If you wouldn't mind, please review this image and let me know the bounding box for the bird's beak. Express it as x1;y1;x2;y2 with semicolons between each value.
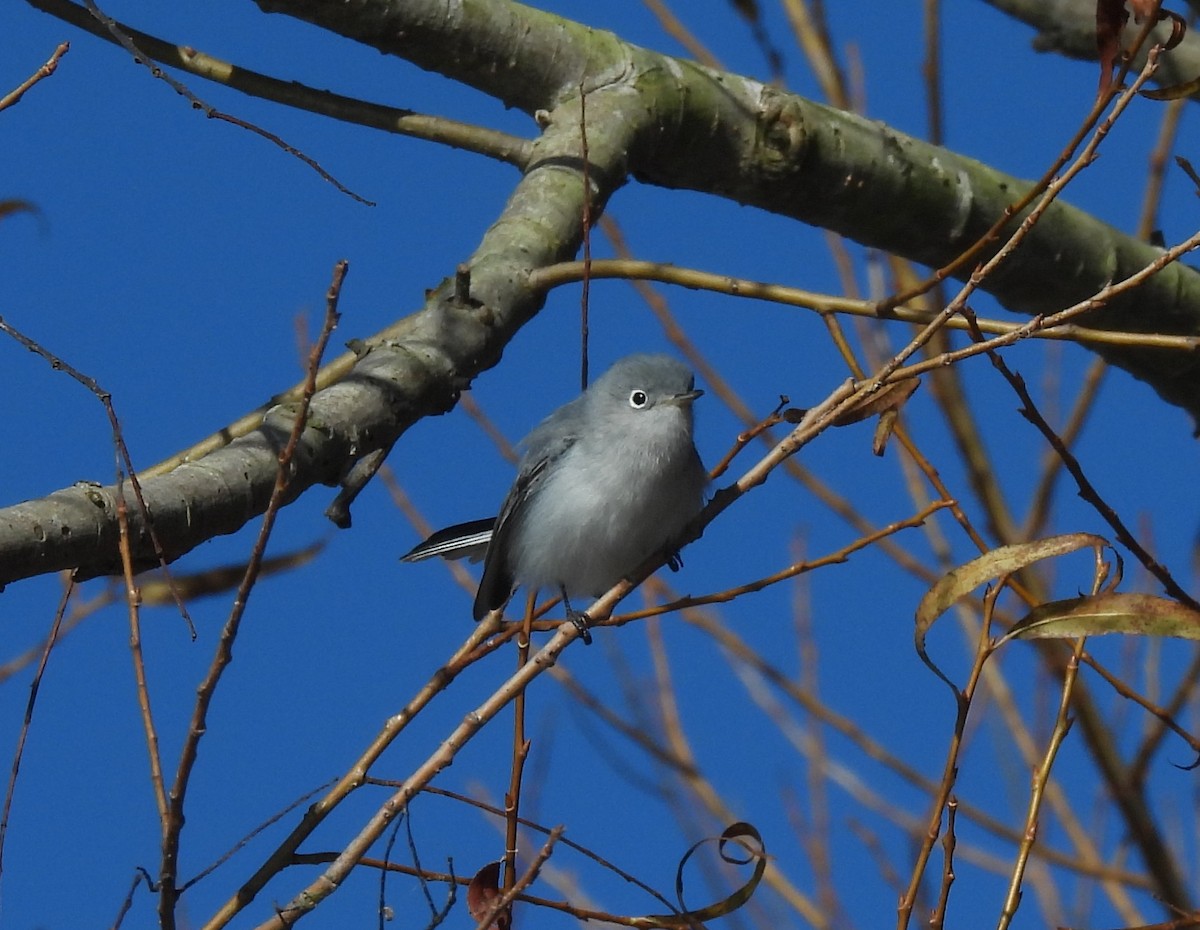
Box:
666;389;703;406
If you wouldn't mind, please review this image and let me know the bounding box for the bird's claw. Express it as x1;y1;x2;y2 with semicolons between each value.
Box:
567;607;593;645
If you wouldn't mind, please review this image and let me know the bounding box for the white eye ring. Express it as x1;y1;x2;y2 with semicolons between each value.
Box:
628;389;649;409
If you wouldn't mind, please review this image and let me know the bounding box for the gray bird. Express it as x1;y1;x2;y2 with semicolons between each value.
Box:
401;353;708;641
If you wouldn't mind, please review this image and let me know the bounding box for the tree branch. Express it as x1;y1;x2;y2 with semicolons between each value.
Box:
263;0;1200;420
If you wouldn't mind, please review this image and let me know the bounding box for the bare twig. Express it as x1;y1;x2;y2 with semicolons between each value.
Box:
931;797;957;930
179;780;338;893
0;579;75;878
578;84;591;388
116;481;169;825
897;584;1000;930
0;314;197;635
502;593;536;898
0;40;69;111
528;259;1200;352
78;0;374;204
161;262;347;929
28;0;530;167
996;642;1085;930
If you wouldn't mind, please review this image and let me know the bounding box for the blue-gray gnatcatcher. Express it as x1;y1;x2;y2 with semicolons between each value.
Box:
401;353;708;641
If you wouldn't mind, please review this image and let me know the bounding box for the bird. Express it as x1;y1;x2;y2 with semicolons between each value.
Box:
401;353;708;642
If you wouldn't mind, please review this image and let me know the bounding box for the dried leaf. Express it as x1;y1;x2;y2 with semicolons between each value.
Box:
834;376;921;454
139;540;325;604
1126;0;1187;45
1003;592;1200;642
1140;70;1200;99
872;408;899;456
833;377;920;428
915;533;1110;689
1159;8;1188;49
1096;0;1130;96
0;199;40;223
1176;155;1200;193
643;821;767;927
466;860;509;930
1100;1;1190;97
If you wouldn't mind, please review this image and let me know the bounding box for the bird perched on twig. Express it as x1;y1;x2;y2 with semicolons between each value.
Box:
402;353;708;642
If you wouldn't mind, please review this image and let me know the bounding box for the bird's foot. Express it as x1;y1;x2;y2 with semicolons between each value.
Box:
560;589;593;645
566;607;593;645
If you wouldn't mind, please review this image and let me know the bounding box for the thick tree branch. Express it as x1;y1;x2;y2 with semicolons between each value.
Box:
263;0;1200;420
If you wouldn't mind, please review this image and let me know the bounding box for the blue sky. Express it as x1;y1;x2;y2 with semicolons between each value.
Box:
3;2;1199;928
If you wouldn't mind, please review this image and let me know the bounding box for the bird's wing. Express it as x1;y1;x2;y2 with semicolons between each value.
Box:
473;429;578;620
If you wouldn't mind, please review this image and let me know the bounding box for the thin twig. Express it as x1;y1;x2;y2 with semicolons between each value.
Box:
29;0;530;167
109;868;156;930
503;593;536;899
179;780;338;893
527;259;1200;352
600;500;951;624
0;579;75;878
578;84;591;389
897;584;999;930
116;481;169;824
161;261;347;929
79;0;373;204
0;314;197;635
996;642;1085;930
0;40;69;111
1021;357;1108;541
931;797;957;930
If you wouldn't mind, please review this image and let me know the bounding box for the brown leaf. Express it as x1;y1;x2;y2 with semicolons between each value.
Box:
1003;592;1200;642
1159;8;1188;49
0;199;41;223
833;378;920;457
644;821;767;927
915;533;1111;689
139;540;325;604
1096;0;1131;96
1140;71;1200;99
1096;2;1191;99
833;377;920;428
1127;2;1188;48
467;860;509;930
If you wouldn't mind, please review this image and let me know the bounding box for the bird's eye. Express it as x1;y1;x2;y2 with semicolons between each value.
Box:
628;389;649;409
